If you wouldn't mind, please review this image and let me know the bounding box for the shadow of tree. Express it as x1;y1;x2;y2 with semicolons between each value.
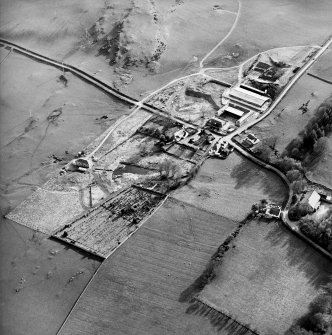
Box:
180;217;331;334
265;220;332;289
185;299;258;335
230;153;287;202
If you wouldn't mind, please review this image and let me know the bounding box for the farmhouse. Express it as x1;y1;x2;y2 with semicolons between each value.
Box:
206;117;223;131
205;117;231;133
301;190;321;211
246;133;260;145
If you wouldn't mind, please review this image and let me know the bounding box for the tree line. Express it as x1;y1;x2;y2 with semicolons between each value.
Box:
299;213;332;252
253;96;332;197
286;278;332;334
283;95;332;166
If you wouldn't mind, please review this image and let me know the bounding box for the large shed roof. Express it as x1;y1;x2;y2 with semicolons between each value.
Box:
229;86;270;107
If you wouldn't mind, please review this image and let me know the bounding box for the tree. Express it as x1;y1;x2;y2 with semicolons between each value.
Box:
308;313;329;333
276;156;302;173
59;74;68;87
159;159;180;179
253;143;272;161
288;203;312;221
286;169;302;182
285;325;314;335
299;214;332;251
291;179;307;194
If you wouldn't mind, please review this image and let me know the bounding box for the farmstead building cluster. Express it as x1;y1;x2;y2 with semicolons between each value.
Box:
219;84;271;126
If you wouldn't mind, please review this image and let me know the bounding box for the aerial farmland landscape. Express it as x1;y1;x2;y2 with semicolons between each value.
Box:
0;1;332;335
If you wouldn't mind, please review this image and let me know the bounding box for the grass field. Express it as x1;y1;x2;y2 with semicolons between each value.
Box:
58;197;238;335
204;0;332;68
0;49;130;214
5;112;154;235
0;218;101;335
250;73;332;155
155;0;237;72
0;0;237;99
307;134;332;188
198;219;332;335
309;47;332;82
173;153;287;221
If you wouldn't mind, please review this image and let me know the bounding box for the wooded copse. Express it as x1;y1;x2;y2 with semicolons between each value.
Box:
253;96;332;195
283;95;332;166
299;214;332;252
286;278;332;334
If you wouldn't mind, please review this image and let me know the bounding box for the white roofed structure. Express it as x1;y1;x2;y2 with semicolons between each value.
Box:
229;86;271;108
224;106;244;117
301;190;321;210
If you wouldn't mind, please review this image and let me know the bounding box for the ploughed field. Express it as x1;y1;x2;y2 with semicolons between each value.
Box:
58;197;238;335
173;152;288;222
53;186;166;258
198;219;332;335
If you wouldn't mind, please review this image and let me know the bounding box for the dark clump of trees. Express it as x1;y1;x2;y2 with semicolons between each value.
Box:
59;74;68;87
138;126;174;145
283;96;332;166
248;80;281;100
253;97;332;197
268;56;290;69
299;214;332;252
286;278;332;335
288;203;313;221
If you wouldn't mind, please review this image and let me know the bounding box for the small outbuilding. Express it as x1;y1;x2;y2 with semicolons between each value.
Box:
265;205;281;219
